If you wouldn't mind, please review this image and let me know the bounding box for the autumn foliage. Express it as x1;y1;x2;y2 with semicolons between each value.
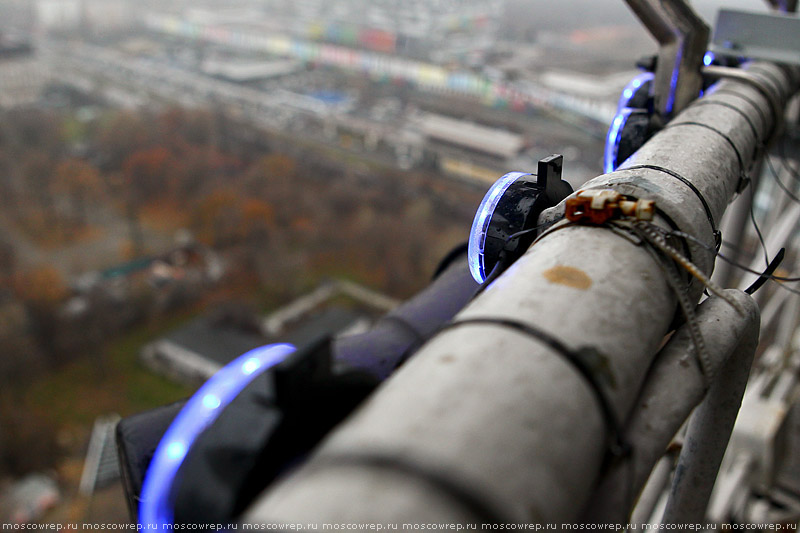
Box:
0;105;480;299
12;265;69;308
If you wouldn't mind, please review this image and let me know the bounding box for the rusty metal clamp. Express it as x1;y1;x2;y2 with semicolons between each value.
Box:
565;189;656;225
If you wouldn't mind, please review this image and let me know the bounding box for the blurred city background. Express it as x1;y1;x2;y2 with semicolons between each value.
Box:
0;0;762;524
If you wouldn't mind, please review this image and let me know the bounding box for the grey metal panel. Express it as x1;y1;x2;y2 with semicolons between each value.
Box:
712;9;800;65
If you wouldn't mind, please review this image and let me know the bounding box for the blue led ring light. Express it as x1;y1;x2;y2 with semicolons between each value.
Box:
617;72;654;111
468;157;573;284
468;171;529;283
605;71;656;174
604;108;635;174
138;343;296;530
604;108;653;174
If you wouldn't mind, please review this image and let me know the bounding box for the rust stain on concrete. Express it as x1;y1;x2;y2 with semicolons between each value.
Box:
542;265;592;290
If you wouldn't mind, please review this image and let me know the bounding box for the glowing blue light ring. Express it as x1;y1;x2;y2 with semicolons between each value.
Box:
138;343;296;530
604;108;635;174
616;72;653;111
467;171;529;283
703;51;715;67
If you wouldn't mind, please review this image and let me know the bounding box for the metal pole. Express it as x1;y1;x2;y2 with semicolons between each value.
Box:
661;315;760;524
581;290;760;524
774;281;800;354
244;63;800;527
630;454;675;527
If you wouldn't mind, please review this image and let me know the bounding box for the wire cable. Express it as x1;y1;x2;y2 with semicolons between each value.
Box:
747;173;771;267
745;248;785;295
766;152;800;205
777;136;800;184
689;100;761;147
710;89;769;139
623;164;720;247
436;317;630;459
613;221;721;386
472;222;554;298
664;121;745;176
666;229;800;295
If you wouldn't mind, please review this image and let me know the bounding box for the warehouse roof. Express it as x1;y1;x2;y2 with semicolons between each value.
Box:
414;112;525;160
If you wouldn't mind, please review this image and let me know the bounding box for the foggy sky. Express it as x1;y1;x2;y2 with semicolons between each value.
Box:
505;0;777;32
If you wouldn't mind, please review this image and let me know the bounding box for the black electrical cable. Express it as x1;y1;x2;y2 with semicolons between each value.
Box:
474;254;511;296
392;304;630;458
777;136;800;184
747;174;771;268
651;207;701;271
721;67;783;138
720;239;743;252
690;100;761;146
710;89;769;139
431;242;469;280
667;228;798;281
664;121;745;176
766;153;800;205
667;229;800;295
767;280;800;297
436;317;629;459
623;164;720;248
472;222;553;298
745;248;785;295
709;68;781;138
393;223;552;368
384;231;637;515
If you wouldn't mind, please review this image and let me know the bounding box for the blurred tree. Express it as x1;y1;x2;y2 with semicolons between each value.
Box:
119;147;175;255
191;189;244;247
13;265;68;309
20;149;56;215
244;154;298;215
261;153;296;179
242;198;275;244
96;111;153;170
0;237;17;287
122;147;172;202
12;266;69;361
158;107;216;148
0;393;60;476
51;158;103;229
0;292;48;387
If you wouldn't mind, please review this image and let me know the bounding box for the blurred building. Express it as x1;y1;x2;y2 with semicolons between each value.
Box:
0;36;46;108
81;0;136;35
141;280;397;385
409;111;528;183
34;0;82;33
35;0;136;35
